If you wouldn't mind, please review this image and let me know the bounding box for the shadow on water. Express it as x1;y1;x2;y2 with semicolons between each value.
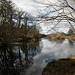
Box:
0;41;40;75
0;44;20;75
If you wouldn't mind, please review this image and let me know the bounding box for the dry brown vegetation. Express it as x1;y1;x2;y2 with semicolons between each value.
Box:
45;32;75;43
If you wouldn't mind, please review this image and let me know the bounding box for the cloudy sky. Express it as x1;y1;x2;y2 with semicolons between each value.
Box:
11;0;46;16
11;0;75;34
11;0;75;15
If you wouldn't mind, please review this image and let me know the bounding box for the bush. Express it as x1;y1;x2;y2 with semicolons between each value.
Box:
68;28;73;35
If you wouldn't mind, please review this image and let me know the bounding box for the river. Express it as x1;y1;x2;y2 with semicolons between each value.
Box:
0;38;75;75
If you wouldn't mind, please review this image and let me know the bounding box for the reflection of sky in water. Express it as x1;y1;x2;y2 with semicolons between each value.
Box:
5;39;75;75
26;38;75;75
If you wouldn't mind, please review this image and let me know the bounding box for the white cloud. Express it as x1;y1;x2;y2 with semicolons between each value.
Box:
11;0;38;16
11;0;58;16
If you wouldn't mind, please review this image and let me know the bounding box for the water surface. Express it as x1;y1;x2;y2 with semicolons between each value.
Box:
0;38;75;75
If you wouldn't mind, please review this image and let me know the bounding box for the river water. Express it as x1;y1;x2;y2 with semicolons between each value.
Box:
0;38;75;75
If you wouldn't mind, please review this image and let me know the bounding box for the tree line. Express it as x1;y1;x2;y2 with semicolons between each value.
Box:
0;0;41;44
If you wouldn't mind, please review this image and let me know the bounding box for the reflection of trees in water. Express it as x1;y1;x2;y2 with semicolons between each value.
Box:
0;45;20;75
27;41;40;56
0;41;40;75
0;44;30;75
68;39;74;47
20;43;33;69
49;38;65;43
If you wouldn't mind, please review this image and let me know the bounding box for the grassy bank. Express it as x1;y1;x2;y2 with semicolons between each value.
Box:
42;58;75;75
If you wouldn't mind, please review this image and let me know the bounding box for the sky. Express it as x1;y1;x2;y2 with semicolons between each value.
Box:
11;0;75;34
11;0;44;16
11;0;75;16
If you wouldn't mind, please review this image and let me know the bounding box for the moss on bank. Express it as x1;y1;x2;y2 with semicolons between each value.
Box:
42;58;75;75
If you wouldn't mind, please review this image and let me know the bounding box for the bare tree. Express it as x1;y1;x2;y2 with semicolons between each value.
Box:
33;0;75;32
17;10;24;28
0;0;16;43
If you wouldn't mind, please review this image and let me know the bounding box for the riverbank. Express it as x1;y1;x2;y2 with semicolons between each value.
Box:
45;32;75;43
17;34;46;42
42;58;75;75
0;34;46;45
